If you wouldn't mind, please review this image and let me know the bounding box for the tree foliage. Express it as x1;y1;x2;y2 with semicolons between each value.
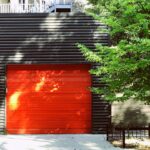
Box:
78;0;150;104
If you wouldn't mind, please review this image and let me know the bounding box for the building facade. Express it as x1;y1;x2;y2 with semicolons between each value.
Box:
0;12;110;134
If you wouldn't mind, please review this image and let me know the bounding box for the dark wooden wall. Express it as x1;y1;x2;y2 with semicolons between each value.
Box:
0;13;110;134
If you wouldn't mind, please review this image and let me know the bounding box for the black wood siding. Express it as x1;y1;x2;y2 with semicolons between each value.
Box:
0;13;110;134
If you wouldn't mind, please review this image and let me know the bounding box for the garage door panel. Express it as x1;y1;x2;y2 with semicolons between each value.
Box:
7;128;91;134
7;111;91;119
7;104;91;110
22;93;91;104
7;93;91;106
7;76;90;83
7;85;91;92
7;64;90;72
8;109;91;114
6;64;92;134
8;112;90;123
7;121;92;129
7;88;90;93
25;101;91;108
7;111;91;117
7;83;91;92
7;74;90;83
27;104;91;110
8;102;91;108
7;110;92;116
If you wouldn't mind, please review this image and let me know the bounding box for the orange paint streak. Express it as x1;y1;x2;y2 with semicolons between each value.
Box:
8;92;21;110
35;77;45;91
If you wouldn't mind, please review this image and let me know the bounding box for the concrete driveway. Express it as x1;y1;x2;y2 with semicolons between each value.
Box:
0;134;127;150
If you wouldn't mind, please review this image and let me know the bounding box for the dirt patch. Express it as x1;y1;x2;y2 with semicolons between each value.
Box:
112;138;150;150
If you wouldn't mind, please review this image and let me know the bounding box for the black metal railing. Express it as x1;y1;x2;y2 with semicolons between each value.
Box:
107;124;150;148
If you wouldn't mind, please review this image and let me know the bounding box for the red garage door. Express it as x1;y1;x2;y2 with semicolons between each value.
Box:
6;65;91;134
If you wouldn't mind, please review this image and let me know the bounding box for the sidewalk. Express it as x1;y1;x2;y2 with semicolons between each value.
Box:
0;134;132;150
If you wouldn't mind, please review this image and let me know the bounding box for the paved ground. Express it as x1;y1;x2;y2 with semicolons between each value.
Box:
0;134;129;150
